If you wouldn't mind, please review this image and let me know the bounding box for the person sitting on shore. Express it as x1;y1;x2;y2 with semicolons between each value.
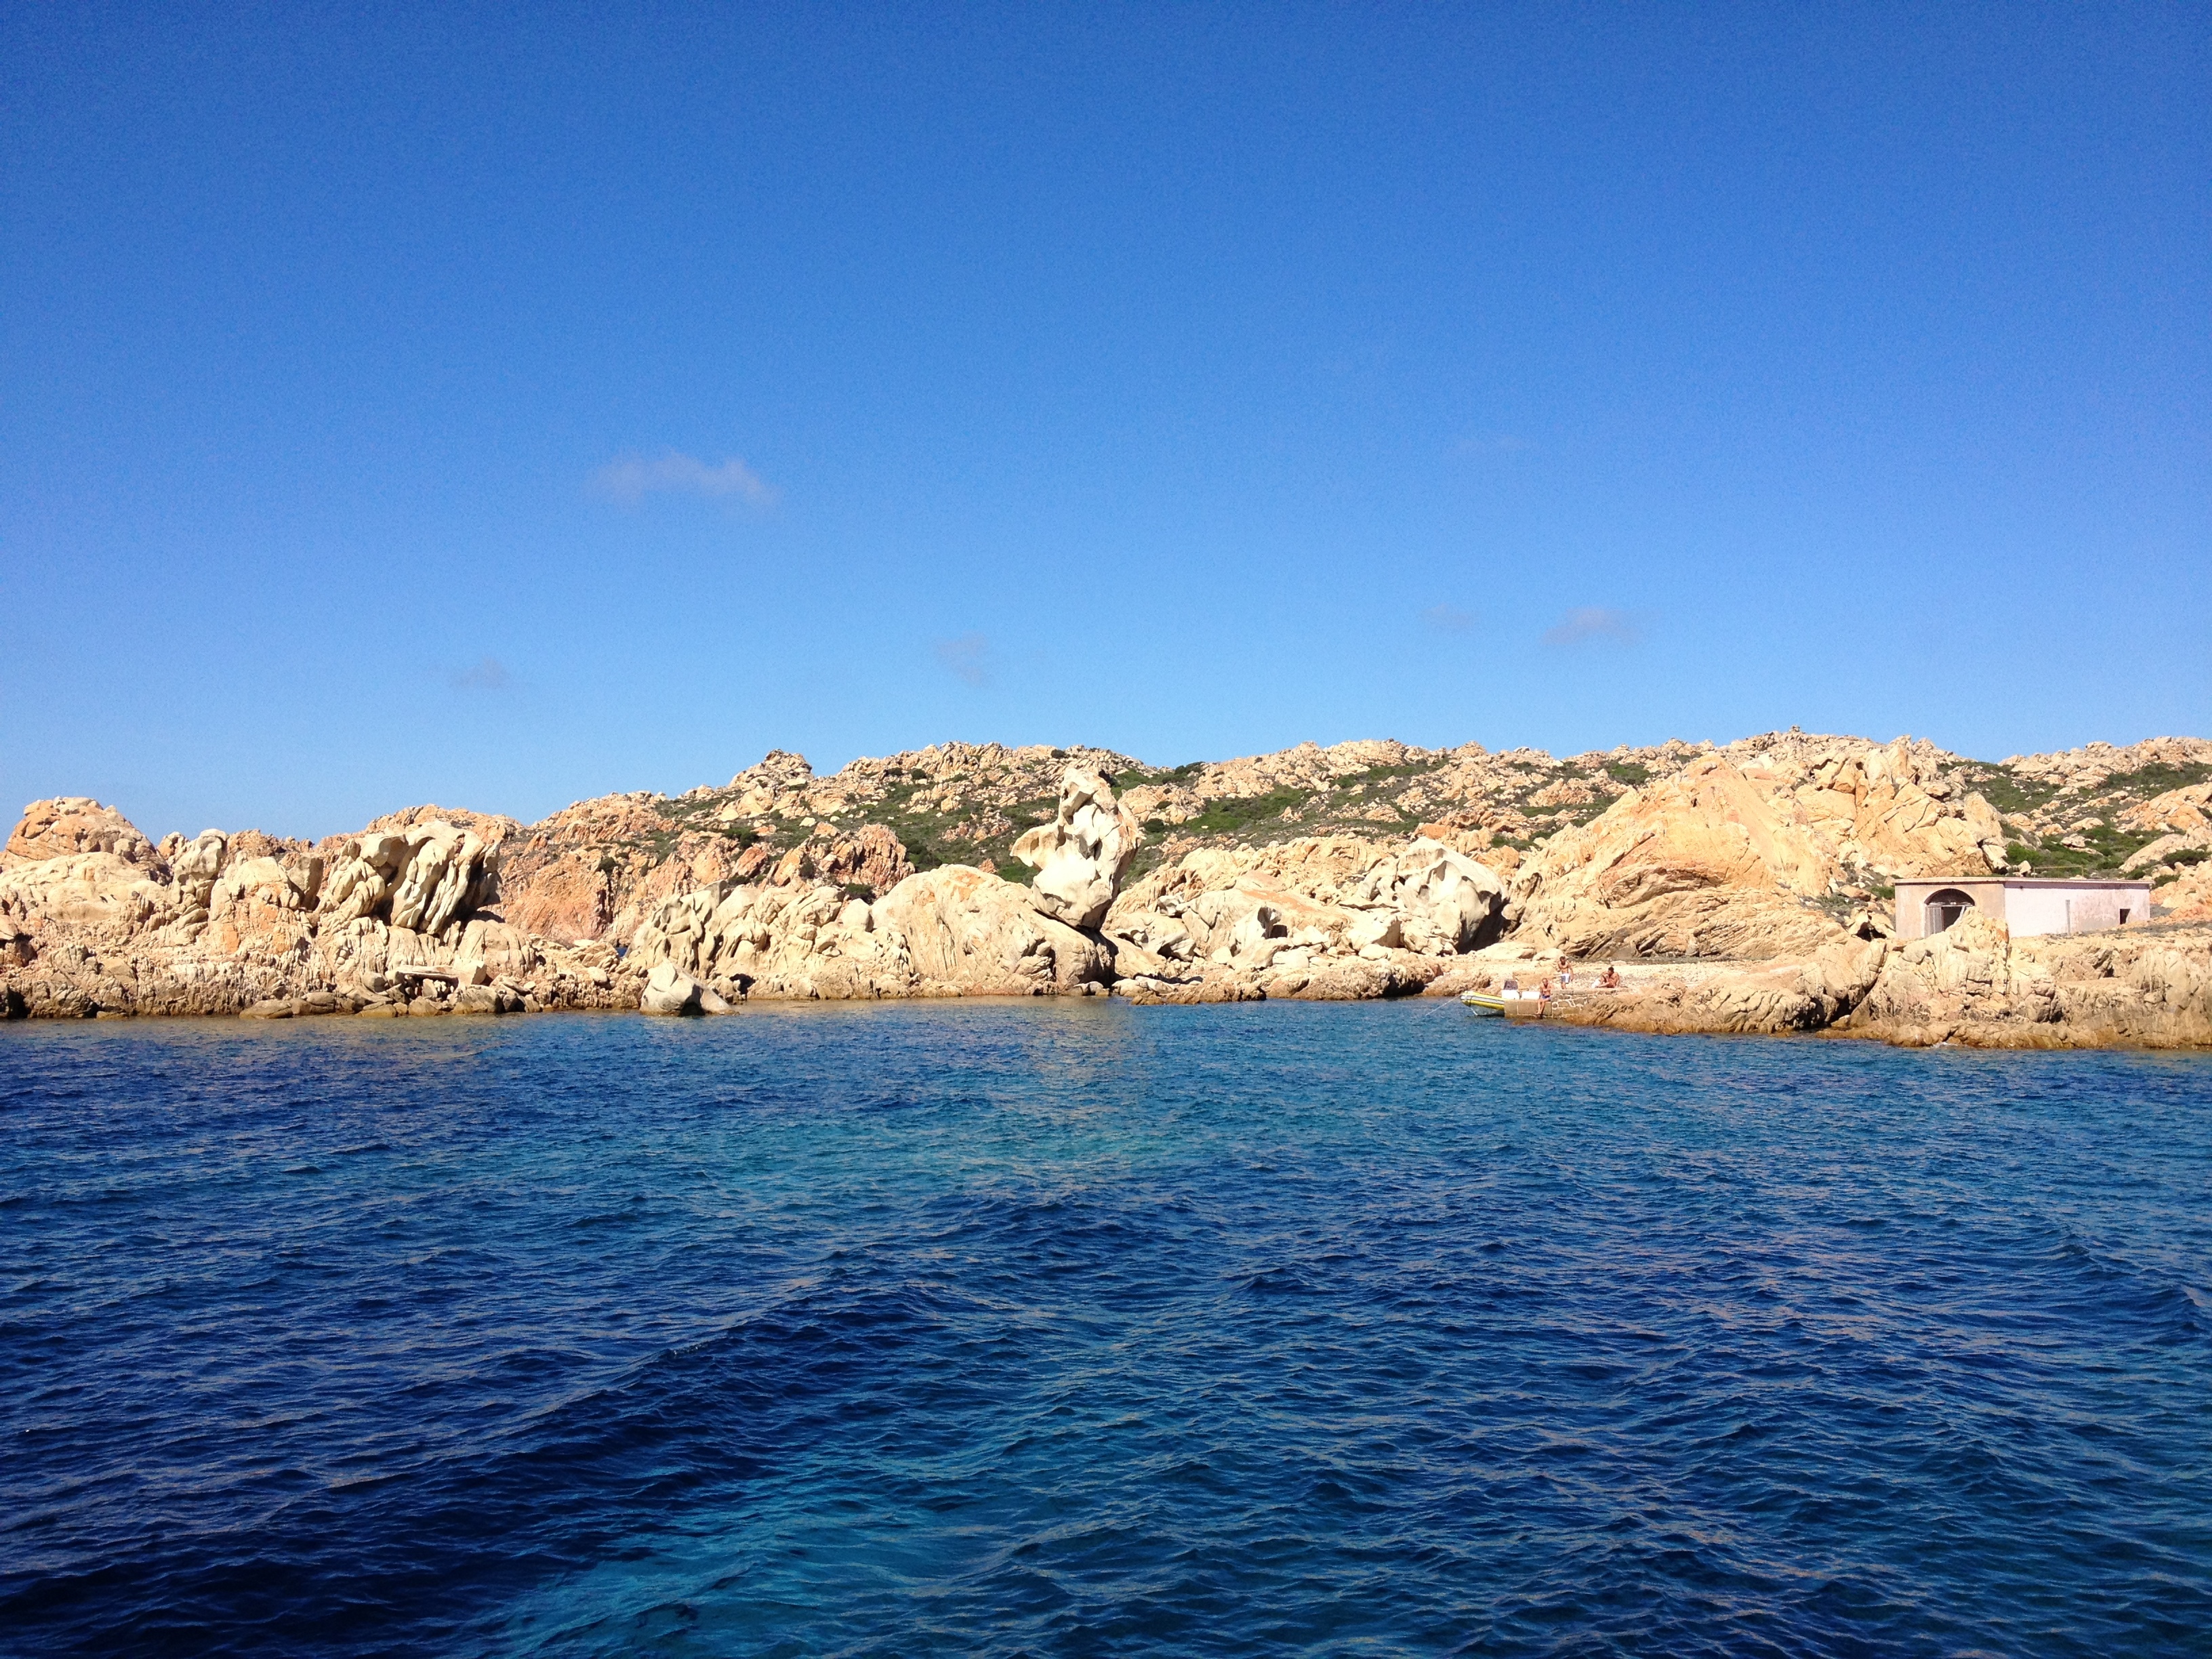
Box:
1538;978;1554;1002
1599;964;1622;989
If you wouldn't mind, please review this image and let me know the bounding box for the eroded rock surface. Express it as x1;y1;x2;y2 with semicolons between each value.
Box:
0;796;617;1019
1521;914;2212;1049
628;876;919;1001
1012;765;1142;929
3;798;162;872
5;729;2208;1047
1511;741;2008;960
880;865;1111;995
1101;832;1505;1002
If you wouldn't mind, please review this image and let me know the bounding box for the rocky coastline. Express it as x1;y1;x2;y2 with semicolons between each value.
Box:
5;729;2209;1048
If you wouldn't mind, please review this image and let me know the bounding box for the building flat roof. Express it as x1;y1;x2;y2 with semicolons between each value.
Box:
1892;875;2150;889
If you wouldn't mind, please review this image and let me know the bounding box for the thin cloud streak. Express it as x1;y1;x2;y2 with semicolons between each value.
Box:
935;634;989;687
448;655;513;691
592;451;778;506
1543;607;1643;648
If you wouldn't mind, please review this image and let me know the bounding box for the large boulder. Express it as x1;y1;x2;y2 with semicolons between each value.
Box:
640;960;731;1015
1347;838;1506;954
1512;740;2014;961
1513;756;1862;960
3;798;163;873
1100;832;1507;999
309;821;498;941
628;877;918;1000
169;831;230;910
385;825;496;937
876;865;1111;994
1012;765;1142;930
0;853;164;943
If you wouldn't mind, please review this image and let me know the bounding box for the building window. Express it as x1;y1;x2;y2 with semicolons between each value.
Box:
1925;888;1975;934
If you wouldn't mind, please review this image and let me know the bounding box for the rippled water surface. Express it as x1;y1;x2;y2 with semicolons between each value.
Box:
4;1003;2210;1656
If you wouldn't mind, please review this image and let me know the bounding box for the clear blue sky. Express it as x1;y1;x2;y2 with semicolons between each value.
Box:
5;4;2207;840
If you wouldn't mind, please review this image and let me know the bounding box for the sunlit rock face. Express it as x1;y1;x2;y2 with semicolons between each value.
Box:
3;726;2206;1046
1012;766;1143;931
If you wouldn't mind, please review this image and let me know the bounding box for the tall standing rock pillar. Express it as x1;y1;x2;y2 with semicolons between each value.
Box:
1012;765;1143;931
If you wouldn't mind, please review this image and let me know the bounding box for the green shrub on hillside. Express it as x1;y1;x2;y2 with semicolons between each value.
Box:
1181;787;1310;838
1117;762;1204;790
2121;762;2212;796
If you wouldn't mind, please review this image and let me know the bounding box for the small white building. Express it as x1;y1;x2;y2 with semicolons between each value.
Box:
1893;876;2153;941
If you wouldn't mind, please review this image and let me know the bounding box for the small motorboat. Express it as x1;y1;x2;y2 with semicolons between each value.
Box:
1462;985;1547;1018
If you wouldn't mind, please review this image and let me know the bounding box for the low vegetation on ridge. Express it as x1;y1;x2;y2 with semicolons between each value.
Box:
501;734;2212;937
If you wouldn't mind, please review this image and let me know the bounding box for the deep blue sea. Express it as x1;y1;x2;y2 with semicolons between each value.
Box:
3;1003;2209;1657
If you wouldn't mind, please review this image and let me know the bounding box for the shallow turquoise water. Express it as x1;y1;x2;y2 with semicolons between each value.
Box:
3;1002;2209;1655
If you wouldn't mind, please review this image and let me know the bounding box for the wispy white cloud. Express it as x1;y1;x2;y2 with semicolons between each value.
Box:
935;633;989;687
592;451;778;507
1543;607;1642;648
449;655;512;691
1423;602;1478;634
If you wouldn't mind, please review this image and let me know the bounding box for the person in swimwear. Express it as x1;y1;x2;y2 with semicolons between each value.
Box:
1598;963;1622;989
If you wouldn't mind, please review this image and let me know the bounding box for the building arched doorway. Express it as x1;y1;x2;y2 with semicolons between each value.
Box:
1924;888;1975;935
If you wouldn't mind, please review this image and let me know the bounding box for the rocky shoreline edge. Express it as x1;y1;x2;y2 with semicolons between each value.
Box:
6;733;2209;1049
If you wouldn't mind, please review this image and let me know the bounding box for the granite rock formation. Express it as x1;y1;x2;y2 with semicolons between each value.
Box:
1012;764;1142;930
1517;912;2212;1049
1100;833;1506;1003
5;729;2209;1046
0;801;622;1020
1511;739;2009;960
2;797;162;870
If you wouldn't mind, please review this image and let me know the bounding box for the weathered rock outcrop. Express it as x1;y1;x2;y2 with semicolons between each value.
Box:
2001;735;2212;794
1012;766;1141;929
879;865;1112;995
5;729;2207;1048
1101;832;1504;1002
1506;934;1892;1037
1511;742;2008;960
764;823;915;897
616;771;1136;1001
628;876;919;1001
2120;783;2212;876
1506;916;2212;1048
1839;915;2212;1048
1509;758;1850;959
315;822;497;940
0;796;623;1019
2154;862;2212;925
496;796;914;949
2;798;163;872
